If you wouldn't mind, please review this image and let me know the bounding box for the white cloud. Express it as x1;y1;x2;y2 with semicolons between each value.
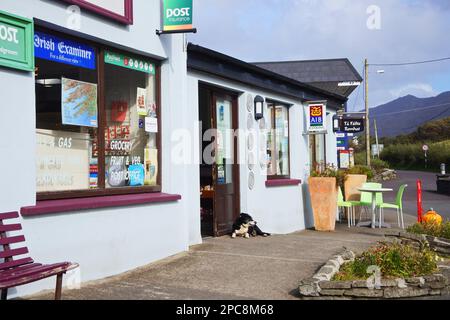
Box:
389;83;437;99
191;0;450;108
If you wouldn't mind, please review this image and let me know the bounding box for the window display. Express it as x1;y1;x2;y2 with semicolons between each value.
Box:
35;29;160;198
104;51;157;188
35;38;98;193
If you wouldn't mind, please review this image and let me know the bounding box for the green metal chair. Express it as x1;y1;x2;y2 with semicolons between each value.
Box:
338;187;355;227
379;184;408;229
347;183;383;222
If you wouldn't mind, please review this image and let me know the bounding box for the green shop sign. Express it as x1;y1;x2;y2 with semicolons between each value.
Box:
163;0;193;31
104;51;155;75
0;10;34;72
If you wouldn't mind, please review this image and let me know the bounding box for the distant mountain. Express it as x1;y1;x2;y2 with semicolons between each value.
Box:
368;91;450;137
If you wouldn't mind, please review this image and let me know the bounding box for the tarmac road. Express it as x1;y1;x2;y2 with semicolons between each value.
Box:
382;170;450;220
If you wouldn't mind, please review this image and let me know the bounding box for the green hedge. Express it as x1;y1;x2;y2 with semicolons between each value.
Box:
381;140;450;170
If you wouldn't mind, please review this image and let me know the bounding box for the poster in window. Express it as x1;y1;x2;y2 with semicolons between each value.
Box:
128;164;145;186
61;78;98;128
145;117;158;133
36;129;90;192
136;87;147;116
111;101;128;123
144;148;158;186
107;156;127;187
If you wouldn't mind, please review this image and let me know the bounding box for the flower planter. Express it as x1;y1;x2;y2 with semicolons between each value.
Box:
344;174;367;220
299;249;449;299
309;177;338;232
344;174;367;202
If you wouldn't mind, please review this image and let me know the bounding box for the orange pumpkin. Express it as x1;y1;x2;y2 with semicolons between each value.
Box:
423;209;443;225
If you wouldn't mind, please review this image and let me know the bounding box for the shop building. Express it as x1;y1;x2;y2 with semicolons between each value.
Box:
1;0;195;298
186;44;348;239
1;1;349;298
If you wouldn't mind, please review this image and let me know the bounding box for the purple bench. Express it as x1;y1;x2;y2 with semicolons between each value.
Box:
0;212;79;300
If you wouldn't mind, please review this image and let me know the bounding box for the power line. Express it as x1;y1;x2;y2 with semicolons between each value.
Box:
370;57;450;67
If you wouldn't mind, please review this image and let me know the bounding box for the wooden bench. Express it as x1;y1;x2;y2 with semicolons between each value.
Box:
0;212;79;300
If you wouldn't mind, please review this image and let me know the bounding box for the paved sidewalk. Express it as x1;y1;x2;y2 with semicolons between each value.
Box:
28;213;416;300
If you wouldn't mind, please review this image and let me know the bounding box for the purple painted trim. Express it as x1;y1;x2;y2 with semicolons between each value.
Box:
21;193;181;217
266;179;302;188
61;0;134;25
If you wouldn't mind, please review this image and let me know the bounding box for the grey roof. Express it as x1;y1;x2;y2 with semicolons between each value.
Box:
254;59;363;97
187;44;348;108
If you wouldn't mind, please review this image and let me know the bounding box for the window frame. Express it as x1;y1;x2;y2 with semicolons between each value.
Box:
309;133;327;171
61;0;134;25
266;101;291;181
35;27;162;201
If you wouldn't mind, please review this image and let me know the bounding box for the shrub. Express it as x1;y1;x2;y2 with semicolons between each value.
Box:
381;140;450;170
407;220;450;240
354;152;367;166
311;163;347;189
347;165;375;181
371;158;390;172
333;242;439;281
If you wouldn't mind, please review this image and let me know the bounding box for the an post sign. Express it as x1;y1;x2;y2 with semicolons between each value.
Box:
0;10;34;72
305;102;327;134
34;31;96;70
104;51;155;74
162;0;194;32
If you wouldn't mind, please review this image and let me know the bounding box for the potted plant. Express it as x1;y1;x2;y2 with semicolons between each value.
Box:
309;163;341;232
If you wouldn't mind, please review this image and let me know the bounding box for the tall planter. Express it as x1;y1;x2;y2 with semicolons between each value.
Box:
344;174;367;201
309;177;338;232
344;174;367;220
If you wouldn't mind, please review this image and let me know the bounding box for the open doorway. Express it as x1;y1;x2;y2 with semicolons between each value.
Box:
198;85;240;238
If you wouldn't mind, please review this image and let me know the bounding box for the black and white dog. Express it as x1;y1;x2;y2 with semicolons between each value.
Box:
231;213;271;239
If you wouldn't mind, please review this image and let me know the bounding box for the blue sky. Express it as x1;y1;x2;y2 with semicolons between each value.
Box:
189;0;450;109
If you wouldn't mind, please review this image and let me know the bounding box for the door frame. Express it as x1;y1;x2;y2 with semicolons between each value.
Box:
199;83;241;237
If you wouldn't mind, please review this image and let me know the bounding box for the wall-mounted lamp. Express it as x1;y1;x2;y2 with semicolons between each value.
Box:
254;95;264;121
332;114;342;133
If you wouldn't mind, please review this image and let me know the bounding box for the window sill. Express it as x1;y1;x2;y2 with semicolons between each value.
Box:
265;179;302;188
21;193;182;217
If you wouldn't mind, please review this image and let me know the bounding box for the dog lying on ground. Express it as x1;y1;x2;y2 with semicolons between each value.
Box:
231;213;271;239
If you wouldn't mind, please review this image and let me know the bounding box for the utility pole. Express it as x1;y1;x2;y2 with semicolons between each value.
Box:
365;58;371;167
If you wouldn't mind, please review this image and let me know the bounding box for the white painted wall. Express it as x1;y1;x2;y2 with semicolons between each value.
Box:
1;0;167;59
0;1;195;298
187;71;310;238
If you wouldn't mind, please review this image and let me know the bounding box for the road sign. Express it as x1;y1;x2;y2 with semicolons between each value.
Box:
422;145;429;152
341;118;365;133
333;114;366;133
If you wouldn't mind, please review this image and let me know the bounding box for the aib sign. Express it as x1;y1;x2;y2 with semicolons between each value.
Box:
306;102;327;133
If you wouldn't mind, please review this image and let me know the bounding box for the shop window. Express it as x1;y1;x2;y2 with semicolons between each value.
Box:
104;52;158;189
266;102;290;179
309;134;326;170
34;30;160;199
